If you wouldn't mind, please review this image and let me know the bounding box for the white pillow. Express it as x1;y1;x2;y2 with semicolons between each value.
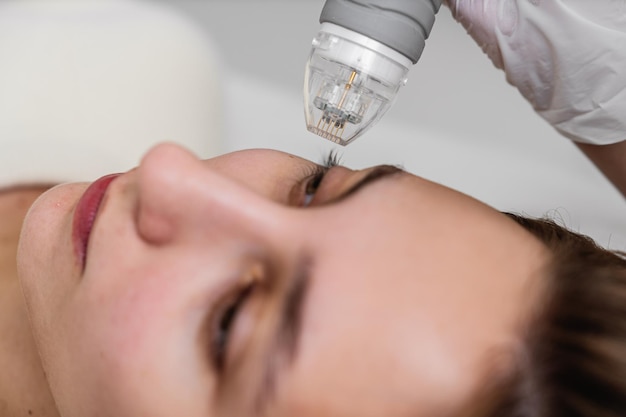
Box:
0;0;224;186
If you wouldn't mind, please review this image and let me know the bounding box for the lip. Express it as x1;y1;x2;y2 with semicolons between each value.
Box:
72;173;121;269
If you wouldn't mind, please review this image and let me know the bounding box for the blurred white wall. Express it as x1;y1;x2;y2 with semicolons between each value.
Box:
121;1;626;249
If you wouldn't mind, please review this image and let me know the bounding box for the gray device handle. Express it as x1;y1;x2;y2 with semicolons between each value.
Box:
320;0;442;64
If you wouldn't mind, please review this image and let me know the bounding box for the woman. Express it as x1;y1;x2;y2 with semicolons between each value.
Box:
2;143;625;417
2;1;625;416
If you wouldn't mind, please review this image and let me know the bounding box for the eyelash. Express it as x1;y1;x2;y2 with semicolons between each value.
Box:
211;282;256;373
303;150;342;205
323;149;342;169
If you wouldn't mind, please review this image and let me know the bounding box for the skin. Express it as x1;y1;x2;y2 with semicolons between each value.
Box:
11;143;547;417
0;187;60;417
577;141;626;199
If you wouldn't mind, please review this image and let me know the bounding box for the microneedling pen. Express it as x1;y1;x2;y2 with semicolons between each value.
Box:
304;0;442;146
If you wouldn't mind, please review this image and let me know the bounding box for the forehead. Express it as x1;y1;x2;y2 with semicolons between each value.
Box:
280;174;546;416
311;171;546;316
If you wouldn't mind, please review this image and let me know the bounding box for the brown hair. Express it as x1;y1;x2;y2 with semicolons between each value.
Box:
473;214;626;417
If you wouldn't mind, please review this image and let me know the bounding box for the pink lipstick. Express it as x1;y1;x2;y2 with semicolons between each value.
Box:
72;173;120;269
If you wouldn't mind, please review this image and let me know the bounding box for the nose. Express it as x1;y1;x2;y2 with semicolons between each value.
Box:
135;143;291;246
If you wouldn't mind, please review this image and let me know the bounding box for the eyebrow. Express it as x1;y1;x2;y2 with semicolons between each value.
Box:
254;258;311;414
330;164;405;204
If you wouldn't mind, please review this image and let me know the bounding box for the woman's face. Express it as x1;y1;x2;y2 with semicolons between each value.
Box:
18;144;546;417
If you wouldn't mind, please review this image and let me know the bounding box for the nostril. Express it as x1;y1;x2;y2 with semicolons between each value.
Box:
135;200;176;245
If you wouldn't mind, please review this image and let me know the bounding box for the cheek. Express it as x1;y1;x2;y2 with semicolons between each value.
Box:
78;252;211;368
43;254;219;416
17;184;85;337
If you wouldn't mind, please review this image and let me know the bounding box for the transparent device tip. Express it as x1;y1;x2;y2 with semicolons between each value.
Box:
304;24;410;146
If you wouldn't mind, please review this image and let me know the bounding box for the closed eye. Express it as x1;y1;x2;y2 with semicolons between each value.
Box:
211;282;256;373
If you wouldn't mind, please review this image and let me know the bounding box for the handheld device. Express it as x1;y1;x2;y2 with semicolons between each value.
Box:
304;0;442;146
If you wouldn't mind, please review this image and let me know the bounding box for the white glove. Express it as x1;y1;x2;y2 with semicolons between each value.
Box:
445;0;626;145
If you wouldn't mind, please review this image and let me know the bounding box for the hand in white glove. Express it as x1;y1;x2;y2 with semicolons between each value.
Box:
444;0;626;146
